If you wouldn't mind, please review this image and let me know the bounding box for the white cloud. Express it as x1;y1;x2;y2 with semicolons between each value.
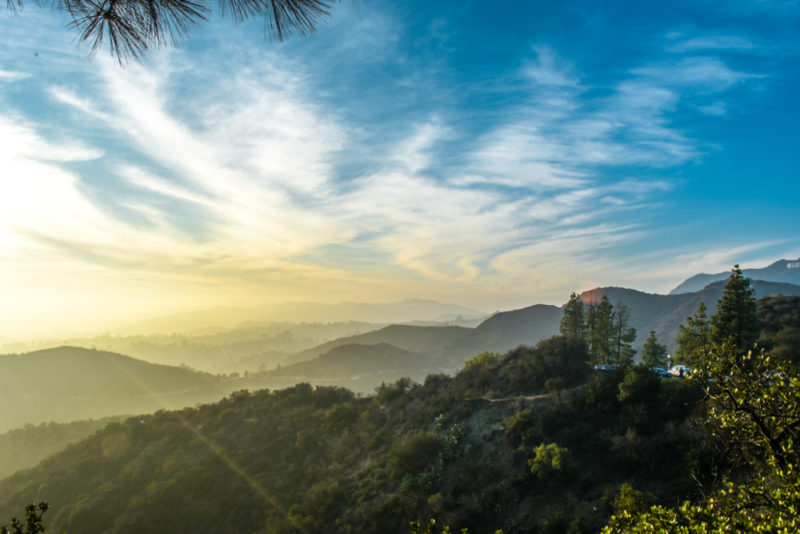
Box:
633;57;761;93
698;101;728;116
0;115;102;162
667;35;757;53
523;45;579;87
0;69;29;82
0;20;776;335
390;122;448;174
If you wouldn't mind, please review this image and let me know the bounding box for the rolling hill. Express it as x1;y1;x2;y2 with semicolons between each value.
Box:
287;324;472;364
259;343;435;393
437;304;564;366
0;347;239;432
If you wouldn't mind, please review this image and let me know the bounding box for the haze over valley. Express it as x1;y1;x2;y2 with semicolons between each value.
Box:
1;0;799;531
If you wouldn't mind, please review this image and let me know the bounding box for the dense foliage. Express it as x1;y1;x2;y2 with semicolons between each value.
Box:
757;295;800;364
0;418;122;480
640;331;667;368
563;295;636;366
1;502;48;534
0;336;704;533
605;266;800;532
4;267;797;532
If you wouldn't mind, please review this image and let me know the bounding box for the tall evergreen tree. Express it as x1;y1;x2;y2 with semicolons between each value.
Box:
560;293;586;339
590;296;615;364
612;303;636;366
710;265;759;352
585;301;597;361
641;331;667;368
675;302;711;366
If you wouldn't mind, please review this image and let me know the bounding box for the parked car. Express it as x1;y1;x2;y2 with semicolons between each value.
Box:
669;365;692;378
592;364;617;373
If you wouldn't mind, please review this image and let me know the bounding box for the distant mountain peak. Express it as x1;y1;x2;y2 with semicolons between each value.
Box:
670;258;800;295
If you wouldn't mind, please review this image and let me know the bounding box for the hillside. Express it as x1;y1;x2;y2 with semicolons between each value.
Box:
581;279;800;354
0;418;122;480
439;304;563;365
261;306;563;392
670;258;800;294
0;338;706;534
287;325;472;365
257;343;435;393
0;347;239;432
2;322;385;374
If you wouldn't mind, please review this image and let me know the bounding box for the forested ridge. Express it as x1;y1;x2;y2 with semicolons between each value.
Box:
2;267;800;533
0;338;704;533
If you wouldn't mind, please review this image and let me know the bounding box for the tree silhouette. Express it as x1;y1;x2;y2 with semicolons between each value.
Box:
640;331;666;368
711;265;759;352
675;302;711;366
1;502;48;534
559;292;586;339
4;0;337;61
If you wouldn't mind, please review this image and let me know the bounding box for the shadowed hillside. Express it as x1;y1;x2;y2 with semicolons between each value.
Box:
439;304;563;365
263;342;434;392
287;325;472;365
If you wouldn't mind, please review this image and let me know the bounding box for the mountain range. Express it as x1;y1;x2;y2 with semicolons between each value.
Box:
4;259;800;429
670;258;800;294
256;265;800;390
114;298;486;336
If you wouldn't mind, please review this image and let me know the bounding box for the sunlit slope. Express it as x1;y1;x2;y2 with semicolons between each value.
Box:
0;417;122;479
0;347;234;432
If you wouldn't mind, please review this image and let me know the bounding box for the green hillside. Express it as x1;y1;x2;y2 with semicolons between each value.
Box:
0;418;122;480
0;337;706;534
0;347;237;432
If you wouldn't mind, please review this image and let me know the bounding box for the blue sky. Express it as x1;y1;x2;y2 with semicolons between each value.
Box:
0;0;798;337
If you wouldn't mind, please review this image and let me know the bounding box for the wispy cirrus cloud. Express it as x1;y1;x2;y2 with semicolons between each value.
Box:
4;41;760;291
666;35;757;53
0;0;790;341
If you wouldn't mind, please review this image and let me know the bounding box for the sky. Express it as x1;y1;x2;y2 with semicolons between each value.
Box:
1;0;799;339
